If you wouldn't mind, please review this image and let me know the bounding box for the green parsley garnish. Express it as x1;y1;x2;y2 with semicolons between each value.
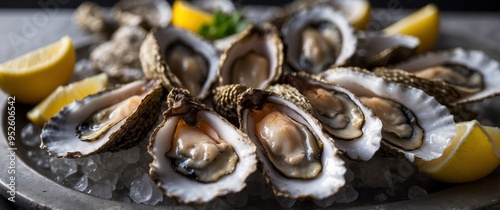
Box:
198;10;250;40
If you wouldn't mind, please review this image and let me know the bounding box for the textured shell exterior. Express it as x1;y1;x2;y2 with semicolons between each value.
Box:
266;83;314;113
148;89;257;203
285;72;383;161
212;84;249;120
140;26;220;100
40;79;165;158
218;23;284;89
281;5;357;73
112;0;172;29
237;88;346;199
393;48;500;105
319;67;456;162
352;32;419;69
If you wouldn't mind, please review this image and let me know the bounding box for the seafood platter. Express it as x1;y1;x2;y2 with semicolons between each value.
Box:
1;0;500;209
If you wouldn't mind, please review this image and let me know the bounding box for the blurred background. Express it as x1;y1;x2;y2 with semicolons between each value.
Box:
0;0;499;11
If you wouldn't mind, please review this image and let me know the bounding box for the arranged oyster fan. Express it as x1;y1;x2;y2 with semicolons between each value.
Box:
218;23;284;90
281;5;357;74
319;67;456;162
391;48;500;105
40;79;165;158
283;72;383;161
237;88;346;199
148;88;257;203
140;26;219;100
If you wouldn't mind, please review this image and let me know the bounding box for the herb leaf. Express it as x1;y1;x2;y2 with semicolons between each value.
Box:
199;10;249;40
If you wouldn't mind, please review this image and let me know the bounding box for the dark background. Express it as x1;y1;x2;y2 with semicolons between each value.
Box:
0;0;499;11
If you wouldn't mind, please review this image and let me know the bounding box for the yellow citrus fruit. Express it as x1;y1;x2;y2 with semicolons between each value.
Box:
382;3;439;54
171;0;214;33
27;73;108;127
417;120;500;183
333;0;371;30
0;36;76;104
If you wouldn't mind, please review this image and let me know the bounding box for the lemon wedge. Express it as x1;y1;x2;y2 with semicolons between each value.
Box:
0;36;76;104
417;120;500;183
27;73;108;127
382;3;439;54
171;0;213;33
333;0;371;30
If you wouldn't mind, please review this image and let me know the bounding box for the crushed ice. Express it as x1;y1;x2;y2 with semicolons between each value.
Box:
21;121;431;208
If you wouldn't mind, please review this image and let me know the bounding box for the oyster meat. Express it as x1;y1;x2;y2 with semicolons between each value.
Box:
218;23;283;89
319;67;456;161
284;72;383;161
281;5;357;74
238;88;346;199
40;79;165;158
148;88;257;203
140;26;219;100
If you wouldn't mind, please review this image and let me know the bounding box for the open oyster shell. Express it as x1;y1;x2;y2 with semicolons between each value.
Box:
237;88;346;199
148;88;257;203
319;67;456;162
392;48;500;105
140;26;219;100
351;31;420;69
281;5;357;74
283;72;383;161
218;23;284;90
40;79;165;158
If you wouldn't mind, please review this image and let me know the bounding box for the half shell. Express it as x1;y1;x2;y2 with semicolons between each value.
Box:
392;48;500;105
140;26;219;100
237;88;346;199
148;88;257;203
351;31;419;69
281;5;357;74
40;79;165;158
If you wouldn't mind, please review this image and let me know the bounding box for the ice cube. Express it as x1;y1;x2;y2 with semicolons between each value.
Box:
130;174;153;203
50;157;77;178
20;123;41;147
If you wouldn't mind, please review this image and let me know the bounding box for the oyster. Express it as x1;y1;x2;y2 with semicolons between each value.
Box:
373;68;478;122
281;5;357;74
319;67;456;161
351;32;419;69
392;48;500;105
148;88;257;203
112;0;172;30
140;26;219;100
90;25;148;83
283;72;383;161
218;23;284;89
40;79;165;158
237;88;346;199
73;1;117;40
